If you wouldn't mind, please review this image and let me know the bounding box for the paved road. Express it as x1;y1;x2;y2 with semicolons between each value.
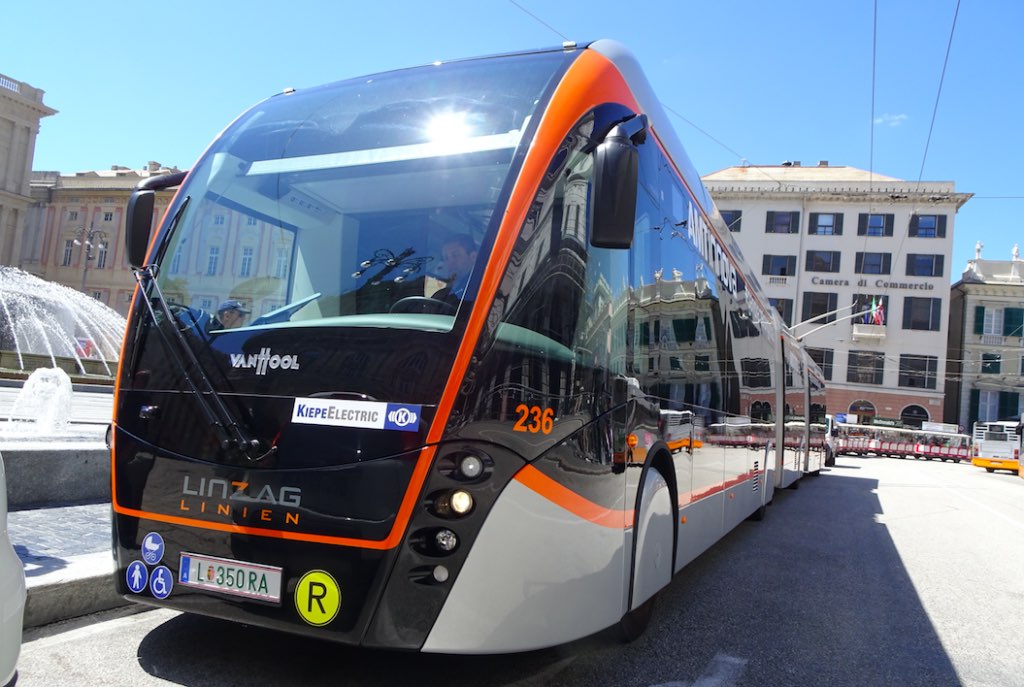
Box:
14;456;1024;687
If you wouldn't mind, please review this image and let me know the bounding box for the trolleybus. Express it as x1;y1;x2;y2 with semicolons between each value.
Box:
112;40;823;653
971;420;1022;474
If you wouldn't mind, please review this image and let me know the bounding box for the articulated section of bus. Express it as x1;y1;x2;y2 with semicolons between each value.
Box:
112;40;815;653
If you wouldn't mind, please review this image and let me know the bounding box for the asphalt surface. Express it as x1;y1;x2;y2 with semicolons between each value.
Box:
10;456;1024;687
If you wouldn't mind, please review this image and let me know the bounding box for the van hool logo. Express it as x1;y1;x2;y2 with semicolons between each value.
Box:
230;348;300;375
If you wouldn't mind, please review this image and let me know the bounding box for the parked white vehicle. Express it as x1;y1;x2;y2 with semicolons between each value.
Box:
0;451;25;686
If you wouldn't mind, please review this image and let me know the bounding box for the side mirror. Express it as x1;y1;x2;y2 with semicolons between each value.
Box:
125;189;155;268
591;114;647;249
125;171;188;269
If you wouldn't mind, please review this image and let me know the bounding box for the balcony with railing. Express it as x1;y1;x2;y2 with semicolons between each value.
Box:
852;323;887;342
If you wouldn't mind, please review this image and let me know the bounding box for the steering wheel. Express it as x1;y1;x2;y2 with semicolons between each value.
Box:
389;296;457;315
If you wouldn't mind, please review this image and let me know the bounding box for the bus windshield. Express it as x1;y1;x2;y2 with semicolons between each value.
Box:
154;51;566;333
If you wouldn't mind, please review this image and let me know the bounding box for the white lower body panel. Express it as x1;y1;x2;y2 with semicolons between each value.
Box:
422;477;626;654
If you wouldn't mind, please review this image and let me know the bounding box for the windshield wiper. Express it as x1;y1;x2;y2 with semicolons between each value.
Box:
130;199;274;462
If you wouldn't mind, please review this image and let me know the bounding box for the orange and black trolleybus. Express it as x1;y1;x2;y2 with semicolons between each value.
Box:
113;40;823;653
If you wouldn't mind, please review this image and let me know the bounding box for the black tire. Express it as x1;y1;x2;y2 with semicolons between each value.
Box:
747;503;767;522
617;594;656;643
985;468;995;473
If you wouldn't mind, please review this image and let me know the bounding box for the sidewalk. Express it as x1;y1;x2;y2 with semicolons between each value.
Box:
8;502;130;628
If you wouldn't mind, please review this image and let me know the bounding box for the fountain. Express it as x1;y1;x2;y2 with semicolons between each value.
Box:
0;266;126;377
0;267;123;507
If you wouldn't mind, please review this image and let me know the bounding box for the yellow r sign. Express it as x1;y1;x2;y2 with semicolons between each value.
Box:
294;570;341;626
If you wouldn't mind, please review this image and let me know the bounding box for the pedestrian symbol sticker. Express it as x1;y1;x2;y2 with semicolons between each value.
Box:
141;532;165;565
126;560;148;594
294;570;341;627
150;565;174;599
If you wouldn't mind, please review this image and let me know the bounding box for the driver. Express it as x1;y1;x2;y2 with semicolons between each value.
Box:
432;234;478;301
215;300;250;329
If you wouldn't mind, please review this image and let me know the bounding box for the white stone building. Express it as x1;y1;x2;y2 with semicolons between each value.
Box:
946;243;1024;429
703;162;971;427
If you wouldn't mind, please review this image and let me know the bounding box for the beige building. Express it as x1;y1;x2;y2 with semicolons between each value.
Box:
29;163;180;315
703;162;971;427
0;72;56;271
946;244;1024;430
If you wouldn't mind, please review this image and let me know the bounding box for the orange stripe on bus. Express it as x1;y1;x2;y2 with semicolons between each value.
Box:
514;464;631;529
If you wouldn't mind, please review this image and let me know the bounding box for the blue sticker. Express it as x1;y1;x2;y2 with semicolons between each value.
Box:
126;560;148;594
384;404;421;431
141;532;165;565
150;565;174;599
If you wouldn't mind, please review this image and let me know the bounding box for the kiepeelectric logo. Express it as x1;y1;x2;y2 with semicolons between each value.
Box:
387;406;418;428
292;398;422;432
230;348;300;376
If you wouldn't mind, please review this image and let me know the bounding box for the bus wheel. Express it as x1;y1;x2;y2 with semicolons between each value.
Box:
617;595;656;643
985;468;995;473
618;465;673;643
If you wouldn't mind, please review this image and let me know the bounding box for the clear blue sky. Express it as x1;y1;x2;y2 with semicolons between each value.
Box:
5;0;1021;277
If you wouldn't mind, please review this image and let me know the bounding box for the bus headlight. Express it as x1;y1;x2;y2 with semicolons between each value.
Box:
433;489;475;517
435;529;458;552
449;489;474;515
458;454;484;480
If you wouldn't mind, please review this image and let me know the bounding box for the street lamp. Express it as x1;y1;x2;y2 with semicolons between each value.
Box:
73;225;109;293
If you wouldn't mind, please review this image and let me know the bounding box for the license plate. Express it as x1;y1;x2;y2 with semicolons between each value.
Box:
179;553;282;603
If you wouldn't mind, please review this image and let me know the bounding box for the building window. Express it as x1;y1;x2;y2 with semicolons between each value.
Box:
847;351;885;385
974;306;1024;336
807;347;834;380
801;291;837;325
274;249;288;278
808;213;843;235
96;243;108;269
762;254;796;276
854;252;891;274
170;249;184;274
1020;356;1024;376
695;354;710;372
769;298;793;326
246;216;258;226
91;291;104;301
721;210;742;232
981;353;1001;374
899;355;938;389
239;247;254;278
983;308;1003;336
909;214;947;238
206;246;221;276
751;401;772;422
852;294;888;326
977;390;999;421
902;297;942;331
741;358;773;388
670;357;683;370
901;405;929;428
765;211;799;234
857;213;894;237
68;210;79;222
906;254;944;277
805;250;841;272
62;240;74;266
103;212;114;222
213;214;226;226
849;399;876;418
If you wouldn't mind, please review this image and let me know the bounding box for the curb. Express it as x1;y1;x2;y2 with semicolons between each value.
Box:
23;552;130;628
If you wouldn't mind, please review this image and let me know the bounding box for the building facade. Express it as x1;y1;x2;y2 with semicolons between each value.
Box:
28;163;180;315
0;72;55;271
945;243;1024;430
703;162;971;427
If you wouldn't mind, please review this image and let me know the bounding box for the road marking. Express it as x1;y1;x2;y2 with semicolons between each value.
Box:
939;483;1024;532
650;653;748;687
